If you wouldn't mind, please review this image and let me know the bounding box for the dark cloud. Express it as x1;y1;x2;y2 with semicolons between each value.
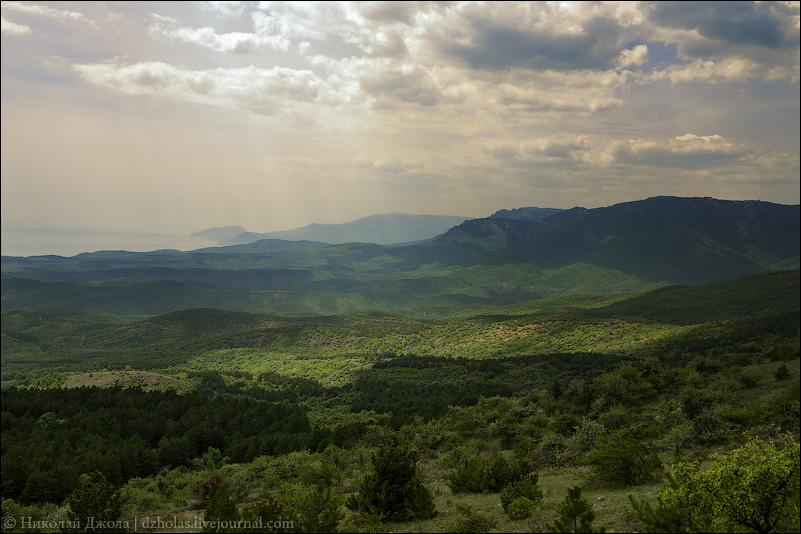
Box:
359;1;416;25
431;10;627;71
647;1;796;49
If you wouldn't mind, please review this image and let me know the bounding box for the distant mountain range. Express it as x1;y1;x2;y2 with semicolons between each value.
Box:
194;213;473;246
2;196;798;316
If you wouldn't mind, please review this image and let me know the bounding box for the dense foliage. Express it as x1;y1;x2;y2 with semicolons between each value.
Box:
0;269;798;532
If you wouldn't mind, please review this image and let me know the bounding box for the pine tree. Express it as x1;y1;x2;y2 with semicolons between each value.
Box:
547;486;604;533
346;433;436;522
65;471;124;533
203;487;239;533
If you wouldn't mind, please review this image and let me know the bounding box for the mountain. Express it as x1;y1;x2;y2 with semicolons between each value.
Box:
489;206;564;221
2;197;797;316
190;226;246;242
215;213;472;245
462;197;799;284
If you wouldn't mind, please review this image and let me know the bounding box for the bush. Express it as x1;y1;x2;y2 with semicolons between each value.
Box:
775;364;791;381
447;453;530;494
346;434;435;522
202;487;238;533
65;471;123;533
448;503;498;533
507;497;536;520
500;473;543;515
660;434;800;534
238;496;300;533
736;368;765;388
587;432;662;487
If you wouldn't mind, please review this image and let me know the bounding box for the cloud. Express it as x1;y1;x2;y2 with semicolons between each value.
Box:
646;1;797;50
339;155;424;174
495;69;631;113
372;158;424;174
646;56;799;84
73;61;323;115
642;1;800;82
483;135;592;166
602;133;750;169
360;65;442;107
0;1;96;27
617;44;649;68
197;1;253;18
1;15;30;35
425;2;636;71
149;14;290;53
358;1;417;25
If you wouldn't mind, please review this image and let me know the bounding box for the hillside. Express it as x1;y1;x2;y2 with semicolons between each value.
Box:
2;246;799;534
3;269;798;373
2;196;798;316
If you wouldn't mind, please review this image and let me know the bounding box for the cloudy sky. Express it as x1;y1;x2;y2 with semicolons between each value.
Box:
1;1;799;255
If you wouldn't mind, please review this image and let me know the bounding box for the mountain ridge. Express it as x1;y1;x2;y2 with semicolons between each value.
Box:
207;213;474;246
2;196;798;316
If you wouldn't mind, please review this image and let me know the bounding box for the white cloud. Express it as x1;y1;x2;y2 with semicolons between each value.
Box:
646;57;800;84
601;133;752;169
149;14;290;53
1;15;29;35
494;69;631;113
73;61;324;115
0;1;96;26
617;44;649;68
197;1;252;18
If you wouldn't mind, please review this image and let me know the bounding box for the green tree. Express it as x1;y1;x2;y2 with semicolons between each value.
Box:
507;497;537;520
500;473;543;516
774;364;791;381
660;434;800;533
65;471;124;533
295;462;344;533
587;432;662;487
628;473;691;533
547;486;604;533
346;433;436;522
203;487;239;533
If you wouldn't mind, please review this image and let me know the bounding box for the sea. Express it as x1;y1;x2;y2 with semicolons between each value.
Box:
1;226;215;258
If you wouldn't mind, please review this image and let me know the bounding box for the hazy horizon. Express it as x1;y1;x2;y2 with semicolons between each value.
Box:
2;1;799;255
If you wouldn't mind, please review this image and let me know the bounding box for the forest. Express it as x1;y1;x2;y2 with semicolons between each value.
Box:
1;269;799;532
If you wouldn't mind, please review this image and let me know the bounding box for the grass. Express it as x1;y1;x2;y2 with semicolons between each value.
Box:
345;453;670;533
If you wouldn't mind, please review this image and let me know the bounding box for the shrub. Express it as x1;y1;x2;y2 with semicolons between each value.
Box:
736;368;765;388
202;487;238;533
587;432;662;487
775;364;791;381
547;486;604;533
500;473;543;515
507;497;536;520
660;434;800;534
448;503;498;533
346;434;435;522
65;471;123;533
447;453;530;494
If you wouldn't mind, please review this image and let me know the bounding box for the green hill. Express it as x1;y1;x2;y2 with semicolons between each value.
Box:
2;197;797;316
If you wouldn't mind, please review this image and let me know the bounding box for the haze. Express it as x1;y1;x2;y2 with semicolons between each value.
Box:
2;1;799;256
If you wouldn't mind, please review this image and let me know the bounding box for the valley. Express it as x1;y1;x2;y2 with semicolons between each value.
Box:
1;196;799;533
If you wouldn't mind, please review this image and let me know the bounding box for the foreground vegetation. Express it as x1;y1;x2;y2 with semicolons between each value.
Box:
1;271;799;532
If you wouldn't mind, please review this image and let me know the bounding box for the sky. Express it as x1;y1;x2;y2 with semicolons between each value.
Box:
1;1;800;256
